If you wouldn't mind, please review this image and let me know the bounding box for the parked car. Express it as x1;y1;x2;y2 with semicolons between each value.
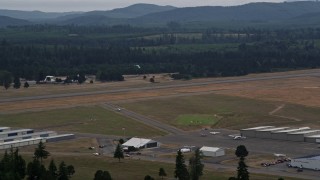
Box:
200;133;207;137
297;168;303;172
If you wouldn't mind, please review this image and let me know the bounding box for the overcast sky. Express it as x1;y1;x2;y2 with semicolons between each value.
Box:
1;0;285;12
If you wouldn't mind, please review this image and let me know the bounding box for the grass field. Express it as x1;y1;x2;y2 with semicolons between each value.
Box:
176;114;219;126
121;93;320;130
0;106;166;137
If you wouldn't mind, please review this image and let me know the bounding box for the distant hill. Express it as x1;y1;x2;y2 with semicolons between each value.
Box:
133;1;320;25
0;9;82;21
0;16;31;27
2;2;320;27
59;15;126;26
84;3;176;18
56;3;176;24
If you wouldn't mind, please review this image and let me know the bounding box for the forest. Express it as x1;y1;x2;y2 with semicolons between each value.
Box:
1;25;320;84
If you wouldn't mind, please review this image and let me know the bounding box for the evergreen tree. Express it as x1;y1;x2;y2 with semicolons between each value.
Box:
235;145;249;158
77;73;86;84
94;170;112;180
113;144;124;162
24;81;30;88
0;148;26;180
144;175;154;180
189;148;204;180
27;159;45;180
4;80;10;90
0;70;12;90
34;141;50;164
158;167;167;180
57;161;74;180
13;76;21;89
47;159;57;178
13;148;26;179
175;150;189;180
235;145;249;180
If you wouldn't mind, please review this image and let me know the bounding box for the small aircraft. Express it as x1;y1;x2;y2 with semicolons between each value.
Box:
209;131;220;135
233;136;246;140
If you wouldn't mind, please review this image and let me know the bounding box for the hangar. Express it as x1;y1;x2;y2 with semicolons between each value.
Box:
271;127;310;140
0;137;45;150
0;127;10;132
200;146;225;157
291;155;320;170
0;131;57;143
240;126;274;137
255;127;289;139
287;130;320;142
0;126;75;149
305;135;320;143
0;129;34;138
122;138;159;149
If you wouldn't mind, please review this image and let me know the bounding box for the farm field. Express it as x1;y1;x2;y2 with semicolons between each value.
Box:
0;106;166;137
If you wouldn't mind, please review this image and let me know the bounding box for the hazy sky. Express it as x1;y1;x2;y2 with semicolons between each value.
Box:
1;0;285;12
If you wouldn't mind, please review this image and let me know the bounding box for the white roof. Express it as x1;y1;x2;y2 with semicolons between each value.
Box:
200;146;222;152
0;131;56;140
0;137;44;145
44;134;74;139
257;127;289;132
241;126;274;131
0;127;10;130
306;134;320;138
273;127;310;133
122;138;154;148
0;129;33;135
289;130;320;135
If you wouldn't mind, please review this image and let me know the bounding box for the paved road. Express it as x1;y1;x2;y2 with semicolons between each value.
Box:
1;71;319;103
102;103;184;135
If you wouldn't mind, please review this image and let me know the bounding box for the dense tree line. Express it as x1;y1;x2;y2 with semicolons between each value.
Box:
1;26;320;85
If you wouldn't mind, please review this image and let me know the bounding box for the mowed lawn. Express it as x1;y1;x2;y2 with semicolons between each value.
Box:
0;106;166;137
121;93;320;130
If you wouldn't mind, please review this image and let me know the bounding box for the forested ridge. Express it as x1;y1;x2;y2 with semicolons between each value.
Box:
1;25;320;83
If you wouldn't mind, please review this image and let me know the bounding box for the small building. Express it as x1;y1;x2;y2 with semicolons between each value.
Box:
122;138;159;149
255;127;289;139
287;130;320;142
0;129;34;138
200;146;225;157
0;131;57;143
240;126;274;138
305;135;320;143
0;137;45;150
271;127;310;140
0;127;10;132
291;155;320;170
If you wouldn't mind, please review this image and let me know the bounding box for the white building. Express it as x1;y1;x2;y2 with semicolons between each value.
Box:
200;146;225;157
122;138;159;149
291;155;320;170
240;126;274;137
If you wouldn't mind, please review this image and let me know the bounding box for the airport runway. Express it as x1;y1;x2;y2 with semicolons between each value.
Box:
1;71;320;103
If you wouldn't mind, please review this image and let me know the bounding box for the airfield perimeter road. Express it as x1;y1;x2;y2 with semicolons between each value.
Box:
1;70;320;103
